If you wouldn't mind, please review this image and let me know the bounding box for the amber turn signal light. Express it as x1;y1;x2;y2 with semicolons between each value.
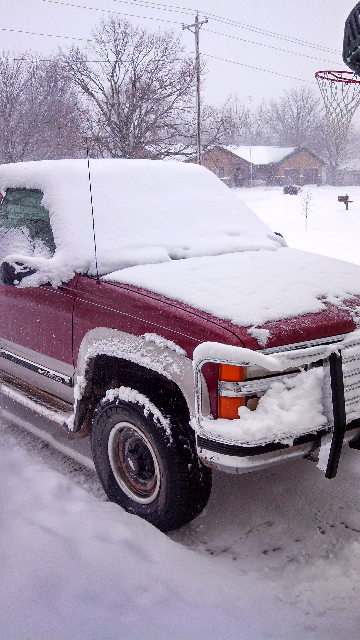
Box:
218;364;245;382
218;364;245;419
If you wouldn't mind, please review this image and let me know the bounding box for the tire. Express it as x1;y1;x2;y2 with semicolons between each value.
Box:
91;390;212;532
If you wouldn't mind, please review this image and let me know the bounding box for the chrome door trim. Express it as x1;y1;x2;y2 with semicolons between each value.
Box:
0;349;73;386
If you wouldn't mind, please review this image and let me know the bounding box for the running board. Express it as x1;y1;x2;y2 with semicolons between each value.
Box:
0;370;73;426
0;372;95;471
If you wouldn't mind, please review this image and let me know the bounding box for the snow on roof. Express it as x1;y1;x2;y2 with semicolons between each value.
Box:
224;146;298;165
0;159;282;286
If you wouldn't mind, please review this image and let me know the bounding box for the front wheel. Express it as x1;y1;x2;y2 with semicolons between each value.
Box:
91;390;212;532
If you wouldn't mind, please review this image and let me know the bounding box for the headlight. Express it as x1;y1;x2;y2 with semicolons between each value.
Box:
217;363;302;419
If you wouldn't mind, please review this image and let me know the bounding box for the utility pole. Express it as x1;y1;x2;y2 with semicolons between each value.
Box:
182;13;208;165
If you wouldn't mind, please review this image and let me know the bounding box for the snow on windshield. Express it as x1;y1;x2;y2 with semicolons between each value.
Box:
0;226;52;263
0;159;282;286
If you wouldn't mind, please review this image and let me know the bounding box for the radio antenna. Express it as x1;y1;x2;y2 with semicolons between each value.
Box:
86;140;100;284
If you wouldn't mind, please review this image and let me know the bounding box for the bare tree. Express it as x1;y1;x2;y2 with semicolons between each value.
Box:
146;103;229;159
318;122;360;185
214;95;251;146
26;58;86;160
0;54;85;163
62;18;197;159
263;86;323;148
0;56;31;163
36;59;85;159
214;95;271;147
301;187;313;229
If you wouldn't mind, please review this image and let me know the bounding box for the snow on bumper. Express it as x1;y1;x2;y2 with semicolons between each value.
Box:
193;332;360;474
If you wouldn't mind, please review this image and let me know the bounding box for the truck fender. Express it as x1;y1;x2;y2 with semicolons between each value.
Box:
69;327;210;433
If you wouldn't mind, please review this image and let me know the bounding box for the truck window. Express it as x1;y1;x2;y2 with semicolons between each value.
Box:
0;188;56;259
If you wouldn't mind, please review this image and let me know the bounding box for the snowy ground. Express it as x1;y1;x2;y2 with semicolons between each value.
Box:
2;184;360;639
236;184;360;266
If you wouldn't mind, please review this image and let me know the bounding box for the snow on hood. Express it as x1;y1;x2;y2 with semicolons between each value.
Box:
0;159;282;286
104;248;360;327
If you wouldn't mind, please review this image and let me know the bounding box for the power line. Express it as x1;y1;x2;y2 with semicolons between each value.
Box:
109;0;194;18
41;0;340;55
200;13;339;55
101;0;341;55
203;29;340;66
0;28;336;80
2;56;187;62
41;0;185;24
1;2;339;86
202;53;317;85
0;26;336;81
0;54;326;80
1;22;339;67
0;26;91;42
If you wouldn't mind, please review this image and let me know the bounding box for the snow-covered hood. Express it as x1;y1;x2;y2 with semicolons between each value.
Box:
104;248;360;334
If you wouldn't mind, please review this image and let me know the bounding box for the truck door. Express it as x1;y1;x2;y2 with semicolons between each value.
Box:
0;188;76;402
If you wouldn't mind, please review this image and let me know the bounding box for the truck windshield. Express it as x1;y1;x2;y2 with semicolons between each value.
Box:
0;188;56;260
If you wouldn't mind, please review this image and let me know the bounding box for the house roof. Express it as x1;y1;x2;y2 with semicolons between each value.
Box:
223;146;298;165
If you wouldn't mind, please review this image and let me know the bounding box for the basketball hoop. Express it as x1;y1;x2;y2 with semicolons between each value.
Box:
315;70;360;142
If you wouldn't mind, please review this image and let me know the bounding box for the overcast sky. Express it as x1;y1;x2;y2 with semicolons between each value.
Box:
0;0;356;108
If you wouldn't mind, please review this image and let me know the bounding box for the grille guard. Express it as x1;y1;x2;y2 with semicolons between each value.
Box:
193;331;360;478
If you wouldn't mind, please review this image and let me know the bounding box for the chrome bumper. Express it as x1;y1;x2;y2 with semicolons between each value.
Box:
193;331;360;477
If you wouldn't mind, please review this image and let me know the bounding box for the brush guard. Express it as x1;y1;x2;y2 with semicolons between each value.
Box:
193;335;360;478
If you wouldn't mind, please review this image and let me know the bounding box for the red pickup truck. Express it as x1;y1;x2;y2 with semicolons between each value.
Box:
1;158;360;532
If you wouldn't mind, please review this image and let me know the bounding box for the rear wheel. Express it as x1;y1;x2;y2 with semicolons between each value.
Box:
91;391;212;532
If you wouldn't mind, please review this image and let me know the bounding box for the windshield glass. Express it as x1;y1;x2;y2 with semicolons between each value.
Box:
0;188;55;262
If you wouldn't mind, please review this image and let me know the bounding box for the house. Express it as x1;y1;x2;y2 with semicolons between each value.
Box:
198;145;325;187
336;158;360;186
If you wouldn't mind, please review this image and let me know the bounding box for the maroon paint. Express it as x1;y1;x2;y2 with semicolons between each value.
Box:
1;272;358;418
72;277;243;416
72;277;359;417
238;305;356;351
0;276;78;364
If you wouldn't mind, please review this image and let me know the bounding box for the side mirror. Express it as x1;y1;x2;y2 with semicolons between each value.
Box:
0;260;37;285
